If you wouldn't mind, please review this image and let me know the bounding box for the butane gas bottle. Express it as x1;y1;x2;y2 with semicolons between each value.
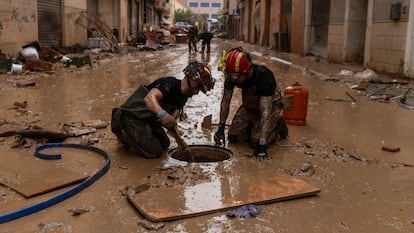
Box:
283;80;308;125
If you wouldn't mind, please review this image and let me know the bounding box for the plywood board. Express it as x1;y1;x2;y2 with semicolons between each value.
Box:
0;150;88;198
128;173;320;222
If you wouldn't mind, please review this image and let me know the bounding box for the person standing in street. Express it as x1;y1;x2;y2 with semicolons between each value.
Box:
199;18;213;53
214;47;288;159
198;31;213;53
187;25;199;53
111;61;215;158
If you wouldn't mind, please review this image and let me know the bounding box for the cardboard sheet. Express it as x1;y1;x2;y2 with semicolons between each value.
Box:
0;150;88;198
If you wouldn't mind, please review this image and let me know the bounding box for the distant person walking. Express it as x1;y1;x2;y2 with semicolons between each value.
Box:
199;31;213;53
187;25;199;53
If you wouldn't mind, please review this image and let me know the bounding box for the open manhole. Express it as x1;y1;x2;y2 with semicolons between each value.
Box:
169;145;232;162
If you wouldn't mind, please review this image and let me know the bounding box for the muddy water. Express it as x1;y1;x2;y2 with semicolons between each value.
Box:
0;41;413;233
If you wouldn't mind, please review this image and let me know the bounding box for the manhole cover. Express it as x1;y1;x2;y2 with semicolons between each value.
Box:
169;145;232;162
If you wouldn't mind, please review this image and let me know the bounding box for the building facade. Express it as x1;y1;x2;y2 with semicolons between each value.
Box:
187;0;222;19
228;0;414;78
0;0;170;55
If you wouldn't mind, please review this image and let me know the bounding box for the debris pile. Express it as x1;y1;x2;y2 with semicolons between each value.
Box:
0;41;95;76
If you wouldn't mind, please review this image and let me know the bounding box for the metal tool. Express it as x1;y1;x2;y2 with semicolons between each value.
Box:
168;127;195;162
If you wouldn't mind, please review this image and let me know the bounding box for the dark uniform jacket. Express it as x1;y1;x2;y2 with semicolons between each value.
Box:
224;64;279;111
120;77;188;119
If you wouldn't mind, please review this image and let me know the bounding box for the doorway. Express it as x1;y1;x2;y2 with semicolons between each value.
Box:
310;0;330;57
344;0;368;63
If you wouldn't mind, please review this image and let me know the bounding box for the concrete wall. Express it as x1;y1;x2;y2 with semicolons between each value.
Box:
99;0;116;36
405;0;414;77
365;0;409;74
327;0;344;61
344;0;367;63
244;0;254;43
63;0;87;46
327;24;345;62
119;0;128;42
367;21;407;74
0;0;38;56
291;0;304;54
269;0;281;47
327;0;366;64
240;0;253;42
258;0;269;46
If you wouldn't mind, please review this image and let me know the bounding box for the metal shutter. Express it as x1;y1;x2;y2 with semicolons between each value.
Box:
87;0;99;15
37;0;62;47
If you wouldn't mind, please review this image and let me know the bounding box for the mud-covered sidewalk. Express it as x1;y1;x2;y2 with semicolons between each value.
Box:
0;39;413;233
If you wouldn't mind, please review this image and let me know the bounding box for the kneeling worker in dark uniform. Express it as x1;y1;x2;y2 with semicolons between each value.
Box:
111;61;215;158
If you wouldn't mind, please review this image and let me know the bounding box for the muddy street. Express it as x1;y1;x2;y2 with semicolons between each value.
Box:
0;39;413;233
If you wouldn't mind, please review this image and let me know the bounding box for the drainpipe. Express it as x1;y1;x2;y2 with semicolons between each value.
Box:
404;1;414;77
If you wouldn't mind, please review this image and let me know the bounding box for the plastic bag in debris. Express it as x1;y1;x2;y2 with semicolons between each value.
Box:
227;204;262;218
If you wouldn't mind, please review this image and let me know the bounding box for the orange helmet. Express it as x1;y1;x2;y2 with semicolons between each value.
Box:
224;47;252;75
183;61;215;93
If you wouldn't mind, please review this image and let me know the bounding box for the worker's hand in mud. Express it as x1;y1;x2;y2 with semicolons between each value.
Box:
159;113;177;130
253;143;269;160
214;123;226;146
177;141;195;162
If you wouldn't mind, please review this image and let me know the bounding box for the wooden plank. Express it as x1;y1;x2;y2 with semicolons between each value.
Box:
128;173;320;222
0;150;88;198
25;58;53;72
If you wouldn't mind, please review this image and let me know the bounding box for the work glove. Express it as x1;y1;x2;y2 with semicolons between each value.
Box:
175;137;189;152
253;143;269;159
178;141;195;162
159;113;177;130
214;123;226;146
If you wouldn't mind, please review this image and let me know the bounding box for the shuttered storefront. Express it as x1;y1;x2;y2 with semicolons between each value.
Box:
87;0;98;15
87;0;99;38
37;0;62;47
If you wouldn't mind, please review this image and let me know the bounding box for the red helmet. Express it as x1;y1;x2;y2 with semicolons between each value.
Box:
183;61;215;93
224;47;252;75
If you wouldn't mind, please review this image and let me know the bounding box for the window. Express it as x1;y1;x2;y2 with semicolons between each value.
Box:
201;14;209;18
200;2;209;7
211;3;221;8
189;2;198;7
211;14;218;19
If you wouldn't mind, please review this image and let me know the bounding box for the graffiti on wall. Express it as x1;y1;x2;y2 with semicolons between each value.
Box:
0;5;37;35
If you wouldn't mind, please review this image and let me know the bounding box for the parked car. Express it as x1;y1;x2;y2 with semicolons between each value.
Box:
174;22;192;29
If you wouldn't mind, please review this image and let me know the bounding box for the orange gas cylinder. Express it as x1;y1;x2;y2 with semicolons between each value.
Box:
283;80;308;125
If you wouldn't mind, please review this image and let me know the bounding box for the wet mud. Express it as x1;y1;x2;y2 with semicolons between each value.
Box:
0;40;413;233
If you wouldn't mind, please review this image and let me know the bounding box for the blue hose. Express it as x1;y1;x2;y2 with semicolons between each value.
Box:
0;143;111;224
